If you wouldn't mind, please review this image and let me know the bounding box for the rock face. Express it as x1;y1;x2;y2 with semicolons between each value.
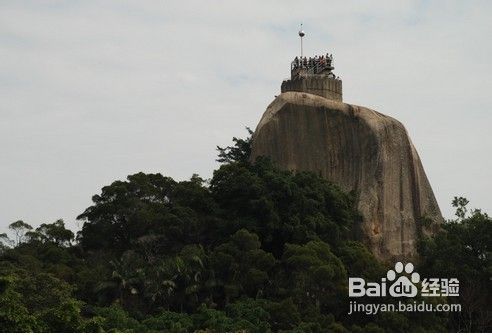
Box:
251;91;443;261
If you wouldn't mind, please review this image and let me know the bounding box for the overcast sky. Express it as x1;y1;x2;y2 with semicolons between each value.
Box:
1;0;491;234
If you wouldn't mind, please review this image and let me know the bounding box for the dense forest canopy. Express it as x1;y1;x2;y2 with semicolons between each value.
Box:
0;133;490;332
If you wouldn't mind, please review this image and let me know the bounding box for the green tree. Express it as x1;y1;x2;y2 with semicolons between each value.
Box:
210;229;275;305
90;304;141;332
419;198;492;332
8;220;32;246
34;219;74;246
0;233;13;252
337;240;385;281
225;298;271;332
282;241;347;314
210;158;358;256
216;127;253;164
0;276;41;332
263;298;301;331
452;196;470;219
14;271;83;331
77;173;217;255
141;310;194;332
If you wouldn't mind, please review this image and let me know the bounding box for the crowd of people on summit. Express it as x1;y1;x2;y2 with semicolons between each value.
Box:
291;53;333;75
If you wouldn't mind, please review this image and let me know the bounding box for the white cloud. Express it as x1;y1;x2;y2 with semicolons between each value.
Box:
0;0;491;232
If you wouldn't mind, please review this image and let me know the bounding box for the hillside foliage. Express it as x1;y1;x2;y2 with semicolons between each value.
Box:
0;133;490;332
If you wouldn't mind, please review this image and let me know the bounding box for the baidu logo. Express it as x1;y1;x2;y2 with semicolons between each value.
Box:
348;262;459;298
386;262;420;297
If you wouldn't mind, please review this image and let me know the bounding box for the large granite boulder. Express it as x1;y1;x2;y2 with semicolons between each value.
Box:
251;91;443;261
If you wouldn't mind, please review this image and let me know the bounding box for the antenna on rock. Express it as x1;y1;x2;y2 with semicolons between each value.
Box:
298;23;305;58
